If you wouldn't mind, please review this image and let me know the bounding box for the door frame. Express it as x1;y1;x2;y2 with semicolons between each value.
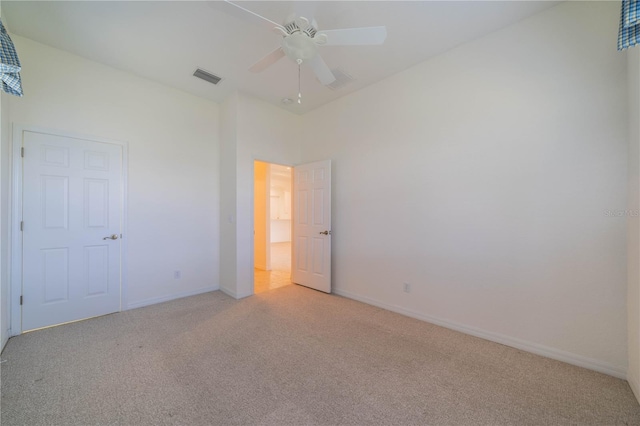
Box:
10;124;129;336
253;160;271;271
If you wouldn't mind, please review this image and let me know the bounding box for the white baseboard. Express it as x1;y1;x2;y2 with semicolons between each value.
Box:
126;285;218;310
219;286;252;300
219;286;237;299
628;373;640;404
333;288;627;379
1;332;8;353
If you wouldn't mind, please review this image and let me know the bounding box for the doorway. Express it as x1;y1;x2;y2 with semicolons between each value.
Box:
253;161;292;294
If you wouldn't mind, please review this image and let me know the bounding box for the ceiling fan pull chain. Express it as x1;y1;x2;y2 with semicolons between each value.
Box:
297;61;302;104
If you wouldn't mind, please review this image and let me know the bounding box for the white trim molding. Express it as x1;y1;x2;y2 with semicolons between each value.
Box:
219;286;252;300
334;288;627;380
126;286;218;310
10;124;129;336
628;373;640;403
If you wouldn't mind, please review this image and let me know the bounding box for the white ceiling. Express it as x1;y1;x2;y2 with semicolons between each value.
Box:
2;1;559;114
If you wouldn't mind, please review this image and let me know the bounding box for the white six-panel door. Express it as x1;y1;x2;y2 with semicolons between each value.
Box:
22;131;122;331
292;160;331;293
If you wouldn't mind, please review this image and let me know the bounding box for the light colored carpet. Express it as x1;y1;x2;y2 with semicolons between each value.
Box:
2;284;639;425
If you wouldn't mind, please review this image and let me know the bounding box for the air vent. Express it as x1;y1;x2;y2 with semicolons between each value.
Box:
193;68;223;85
326;68;355;91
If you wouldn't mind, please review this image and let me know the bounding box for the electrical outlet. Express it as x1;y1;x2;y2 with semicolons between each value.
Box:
174;270;181;279
403;283;411;293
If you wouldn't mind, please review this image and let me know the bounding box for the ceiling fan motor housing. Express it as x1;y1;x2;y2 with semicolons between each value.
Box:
280;14;321;64
283;14;318;37
282;33;319;63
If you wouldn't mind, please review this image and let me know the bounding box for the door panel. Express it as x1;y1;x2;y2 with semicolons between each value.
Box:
42;248;69;303
22;131;122;331
292;160;331;293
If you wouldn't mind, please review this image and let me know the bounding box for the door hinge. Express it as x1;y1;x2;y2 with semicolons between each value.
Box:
20;295;23;305
20;147;24;157
20;221;23;231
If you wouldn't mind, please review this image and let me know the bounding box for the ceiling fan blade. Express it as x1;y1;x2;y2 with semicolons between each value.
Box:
249;47;285;73
218;0;286;33
309;54;336;85
320;26;387;46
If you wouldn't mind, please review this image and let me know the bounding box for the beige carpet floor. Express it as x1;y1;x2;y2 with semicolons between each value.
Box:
2;284;639;425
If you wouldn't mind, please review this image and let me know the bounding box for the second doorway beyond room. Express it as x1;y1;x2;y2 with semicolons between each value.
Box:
254;161;292;293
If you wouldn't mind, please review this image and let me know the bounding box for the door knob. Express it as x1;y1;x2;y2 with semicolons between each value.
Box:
103;234;119;240
319;230;331;235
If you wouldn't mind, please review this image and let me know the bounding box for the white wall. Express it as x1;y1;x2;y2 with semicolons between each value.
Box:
270;170;292;243
219;93;238;297
5;36;220;314
301;1;628;376
219;92;300;298
628;46;640;398
270;220;291;243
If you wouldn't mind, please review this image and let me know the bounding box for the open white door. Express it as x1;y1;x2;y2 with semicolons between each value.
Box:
292;160;331;293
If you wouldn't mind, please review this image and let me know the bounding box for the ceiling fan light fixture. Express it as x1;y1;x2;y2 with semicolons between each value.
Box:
281;33;318;63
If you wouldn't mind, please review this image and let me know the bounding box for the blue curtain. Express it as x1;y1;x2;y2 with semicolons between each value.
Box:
0;18;22;96
619;0;640;50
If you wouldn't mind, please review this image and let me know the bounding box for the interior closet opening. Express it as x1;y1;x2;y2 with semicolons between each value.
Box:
253;160;293;294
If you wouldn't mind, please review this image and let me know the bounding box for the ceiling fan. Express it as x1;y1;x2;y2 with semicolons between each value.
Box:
221;0;387;87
